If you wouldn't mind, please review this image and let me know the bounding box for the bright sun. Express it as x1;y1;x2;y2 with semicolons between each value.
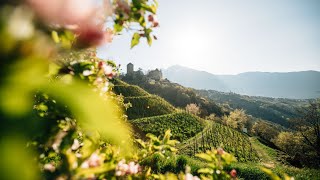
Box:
172;26;212;65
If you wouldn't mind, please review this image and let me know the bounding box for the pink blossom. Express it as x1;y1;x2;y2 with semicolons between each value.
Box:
101;82;109;93
185;173;200;180
217;147;225;155
81;161;89;169
94;77;103;85
104;29;114;43
230;169;237;178
115;160;140;176
26;0;96;25
98;61;116;78
26;0;113;46
88;153;101;167
103;64;113;75
71;139;81;150
75;24;108;47
80;152;102;169
148;15;154;22
116;0;131;15
44;163;56;172
83;70;93;76
128;162;139;174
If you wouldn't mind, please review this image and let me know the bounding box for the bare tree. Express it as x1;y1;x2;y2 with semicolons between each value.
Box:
186;103;200;116
291;100;320;158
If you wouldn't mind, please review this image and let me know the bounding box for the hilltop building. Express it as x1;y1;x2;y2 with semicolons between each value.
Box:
147;69;163;81
125;63;162;81
127;63;134;74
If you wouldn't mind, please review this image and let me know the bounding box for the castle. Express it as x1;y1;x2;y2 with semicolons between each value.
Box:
126;63;162;81
127;63;134;74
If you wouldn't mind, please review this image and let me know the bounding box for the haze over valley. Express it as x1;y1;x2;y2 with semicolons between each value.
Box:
163;65;320;99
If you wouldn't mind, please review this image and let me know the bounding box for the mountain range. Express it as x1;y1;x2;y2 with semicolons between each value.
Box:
163;65;320;99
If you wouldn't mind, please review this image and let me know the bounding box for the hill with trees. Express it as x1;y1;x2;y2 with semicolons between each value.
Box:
120;73;226;118
113;79;259;162
197;90;310;127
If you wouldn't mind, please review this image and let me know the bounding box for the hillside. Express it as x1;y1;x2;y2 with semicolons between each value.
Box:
179;122;259;162
120;74;225;117
163;65;320;99
112;79;205;141
197;90;310;127
113;79;259;162
111;79;320;178
119;72;309;127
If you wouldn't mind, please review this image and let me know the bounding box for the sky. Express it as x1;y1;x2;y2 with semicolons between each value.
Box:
98;0;320;75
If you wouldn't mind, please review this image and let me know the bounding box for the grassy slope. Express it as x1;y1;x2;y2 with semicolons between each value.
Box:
113;80;203;142
228;137;320;180
178;136;320;180
120;76;225;117
124;95;176;120
113;80;176;120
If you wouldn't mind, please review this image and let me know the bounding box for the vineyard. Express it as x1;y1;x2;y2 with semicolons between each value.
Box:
179;122;259;162
115;80;258;162
124;95;176;119
131;112;205;142
113;85;150;97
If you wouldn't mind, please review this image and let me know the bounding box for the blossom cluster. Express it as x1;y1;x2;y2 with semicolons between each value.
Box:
115;160;140;176
81;152;103;168
185;173;200;180
26;0;113;47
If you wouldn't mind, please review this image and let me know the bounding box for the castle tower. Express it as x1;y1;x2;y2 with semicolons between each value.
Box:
127;63;134;75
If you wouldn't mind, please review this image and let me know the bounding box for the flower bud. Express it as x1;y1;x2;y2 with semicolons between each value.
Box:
230;169;237;178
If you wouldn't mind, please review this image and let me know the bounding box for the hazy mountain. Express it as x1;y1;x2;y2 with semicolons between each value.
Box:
163;65;320;99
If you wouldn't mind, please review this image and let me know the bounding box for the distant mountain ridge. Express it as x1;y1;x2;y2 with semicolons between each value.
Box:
163;65;320;99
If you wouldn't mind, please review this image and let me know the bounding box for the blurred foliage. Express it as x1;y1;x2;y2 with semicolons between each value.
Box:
0;0;159;179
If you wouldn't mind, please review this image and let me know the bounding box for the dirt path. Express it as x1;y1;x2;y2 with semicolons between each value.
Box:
249;137;277;168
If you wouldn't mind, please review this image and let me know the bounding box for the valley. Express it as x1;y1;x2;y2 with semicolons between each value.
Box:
113;72;320;179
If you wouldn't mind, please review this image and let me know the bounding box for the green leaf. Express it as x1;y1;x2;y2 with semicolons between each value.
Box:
51;31;60;43
132;0;142;8
260;167;281;180
198;168;214;174
195;153;213;162
151;5;157;13
141;3;156;13
135;139;146;148
154;0;159;8
146;28;153;34
63;30;75;41
169;147;178;152
131;33;141;49
114;24;123;33
147;35;152;46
